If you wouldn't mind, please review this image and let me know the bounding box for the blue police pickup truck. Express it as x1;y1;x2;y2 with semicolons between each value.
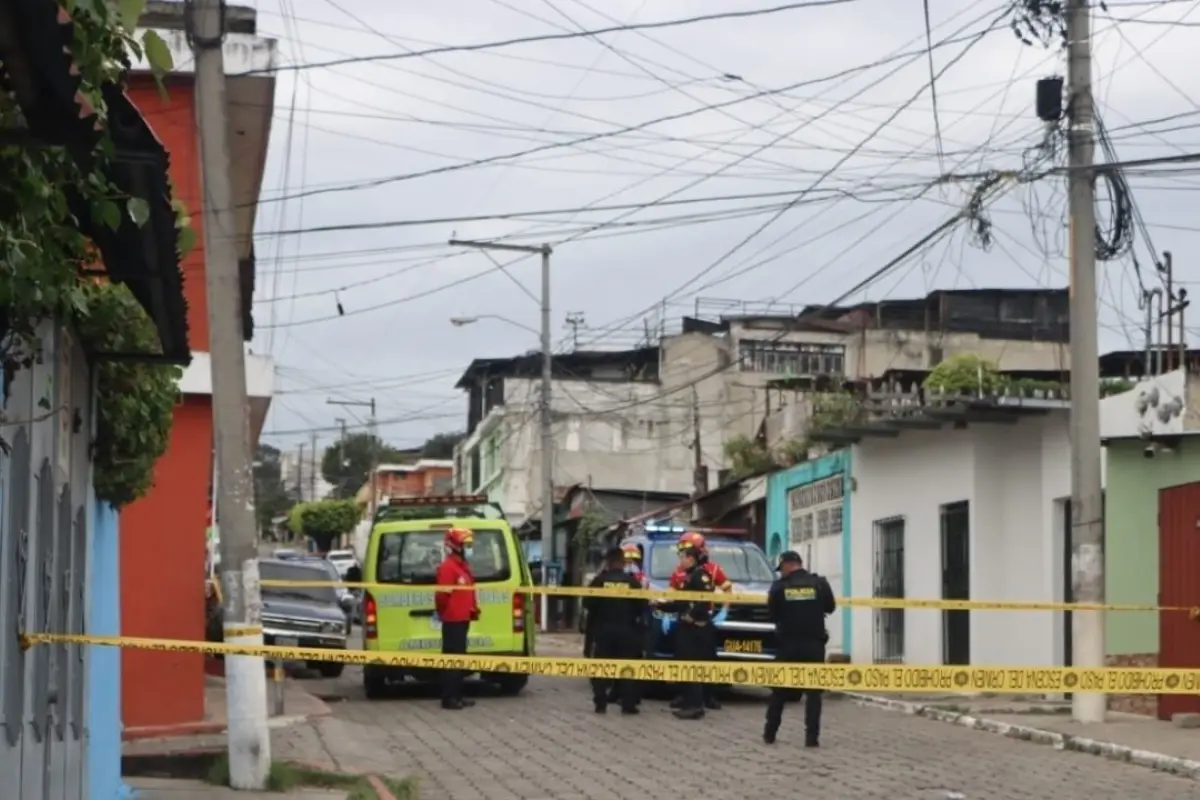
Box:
619;524;778;666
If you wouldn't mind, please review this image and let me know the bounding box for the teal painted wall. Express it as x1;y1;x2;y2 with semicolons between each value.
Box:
1106;439;1200;655
765;450;852;649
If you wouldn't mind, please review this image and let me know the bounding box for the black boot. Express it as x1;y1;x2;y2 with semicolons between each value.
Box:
704;697;722;711
805;733;820;748
763;725;777;745
672;707;705;720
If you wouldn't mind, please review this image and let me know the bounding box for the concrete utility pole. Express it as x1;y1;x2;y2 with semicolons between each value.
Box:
327;398;377;515
189;0;272;785
296;443;305;497
448;239;554;631
1066;0;1106;725
309;432;318;501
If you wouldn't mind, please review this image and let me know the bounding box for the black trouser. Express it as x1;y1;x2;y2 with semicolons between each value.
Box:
765;641;826;738
441;621;470;703
674;622;710;711
591;625;640;709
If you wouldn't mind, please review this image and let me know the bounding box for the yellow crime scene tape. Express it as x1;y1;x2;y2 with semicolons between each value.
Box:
20;632;1200;694
239;578;1200;615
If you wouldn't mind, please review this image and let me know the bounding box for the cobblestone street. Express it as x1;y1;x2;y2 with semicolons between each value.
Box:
284;663;1200;800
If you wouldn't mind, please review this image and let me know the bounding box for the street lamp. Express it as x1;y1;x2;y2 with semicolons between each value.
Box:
449;238;555;632
449;315;539;336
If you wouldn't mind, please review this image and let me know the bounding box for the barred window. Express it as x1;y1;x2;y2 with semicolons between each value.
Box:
738;340;845;376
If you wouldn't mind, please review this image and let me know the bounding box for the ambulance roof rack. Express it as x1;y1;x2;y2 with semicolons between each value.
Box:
375;494;506;523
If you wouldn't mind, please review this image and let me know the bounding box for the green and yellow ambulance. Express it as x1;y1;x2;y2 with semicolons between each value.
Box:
360;495;535;699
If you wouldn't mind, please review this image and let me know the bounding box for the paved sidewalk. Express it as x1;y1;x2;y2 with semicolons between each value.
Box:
124;675;331;741
128;777;346;799
845;692;1200;780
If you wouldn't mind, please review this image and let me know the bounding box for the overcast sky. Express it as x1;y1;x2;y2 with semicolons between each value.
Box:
246;0;1200;455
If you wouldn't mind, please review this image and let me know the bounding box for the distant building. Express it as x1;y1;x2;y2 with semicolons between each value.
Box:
279;448;335;502
357;460;455;506
452;288;1073;527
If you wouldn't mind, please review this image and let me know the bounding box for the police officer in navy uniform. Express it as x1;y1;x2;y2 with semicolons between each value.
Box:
583;547;646;714
763;551;836;746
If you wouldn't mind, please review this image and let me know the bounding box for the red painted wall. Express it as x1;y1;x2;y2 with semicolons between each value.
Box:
120;398;213;728
120;77;213;730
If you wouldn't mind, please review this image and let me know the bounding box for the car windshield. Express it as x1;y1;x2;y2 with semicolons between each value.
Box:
375;529;510;584
648;541;775;583
260;562;338;604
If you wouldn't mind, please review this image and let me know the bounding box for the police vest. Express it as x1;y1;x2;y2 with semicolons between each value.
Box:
777;572;826;642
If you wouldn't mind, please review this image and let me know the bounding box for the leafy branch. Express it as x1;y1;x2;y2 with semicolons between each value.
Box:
75;282;181;507
1;0;187;503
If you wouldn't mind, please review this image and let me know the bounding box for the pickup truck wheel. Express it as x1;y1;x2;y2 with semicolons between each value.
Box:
313;661;345;679
492;674;528;695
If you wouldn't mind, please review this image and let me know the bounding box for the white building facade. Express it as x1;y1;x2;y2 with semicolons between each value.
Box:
848;409;1071;667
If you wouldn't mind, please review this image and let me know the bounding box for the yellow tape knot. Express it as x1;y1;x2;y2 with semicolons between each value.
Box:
1189;607;1200;622
17;634;33;652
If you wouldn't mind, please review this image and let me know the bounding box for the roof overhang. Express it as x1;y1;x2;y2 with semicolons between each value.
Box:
177;350;274;443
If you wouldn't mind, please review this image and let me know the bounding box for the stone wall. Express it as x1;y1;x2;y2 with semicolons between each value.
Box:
1105;653;1158;716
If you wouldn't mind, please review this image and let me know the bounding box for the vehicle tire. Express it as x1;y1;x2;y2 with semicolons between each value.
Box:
364;665;387;699
492;674;528;696
316;661;344;679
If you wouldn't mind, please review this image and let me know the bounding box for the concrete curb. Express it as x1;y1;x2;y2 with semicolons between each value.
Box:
366;775;398;800
839;692;1200;781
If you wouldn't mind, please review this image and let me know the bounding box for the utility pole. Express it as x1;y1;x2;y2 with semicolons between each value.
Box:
448;238;554;631
1066;0;1105;725
564;311;585;350
327;399;377;515
309;432;318;501
189;0;271;784
691;387;707;499
296;443;305;497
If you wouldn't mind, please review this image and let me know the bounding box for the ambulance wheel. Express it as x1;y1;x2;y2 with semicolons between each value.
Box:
364;666;388;699
492;674;528;696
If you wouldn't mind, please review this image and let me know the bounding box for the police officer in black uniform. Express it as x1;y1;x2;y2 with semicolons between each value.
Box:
763;551;836;746
659;542;715;721
583;547;646;715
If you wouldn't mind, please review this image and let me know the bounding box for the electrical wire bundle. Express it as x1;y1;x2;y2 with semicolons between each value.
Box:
1093;115;1135;262
1009;0;1069;48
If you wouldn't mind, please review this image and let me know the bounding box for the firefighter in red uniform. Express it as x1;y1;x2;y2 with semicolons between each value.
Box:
435;527;480;711
670;531;729;711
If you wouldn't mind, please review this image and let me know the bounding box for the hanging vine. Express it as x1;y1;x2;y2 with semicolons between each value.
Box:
1;0;188;505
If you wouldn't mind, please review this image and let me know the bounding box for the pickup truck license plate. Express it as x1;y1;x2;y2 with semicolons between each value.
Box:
274;636;299;648
723;639;763;654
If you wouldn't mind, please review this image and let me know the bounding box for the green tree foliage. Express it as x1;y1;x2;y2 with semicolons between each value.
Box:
288;499;362;553
1;0;185;505
421;431;466;459
723;434;778;480
320;432;410;499
75;283;181;508
923;354;1004;394
254;443;297;534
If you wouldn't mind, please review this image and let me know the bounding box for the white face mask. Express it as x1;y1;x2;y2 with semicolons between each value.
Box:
462;546;474;560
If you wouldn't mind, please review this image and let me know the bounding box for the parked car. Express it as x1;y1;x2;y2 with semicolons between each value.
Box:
259;558;354;678
325;549;358;577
